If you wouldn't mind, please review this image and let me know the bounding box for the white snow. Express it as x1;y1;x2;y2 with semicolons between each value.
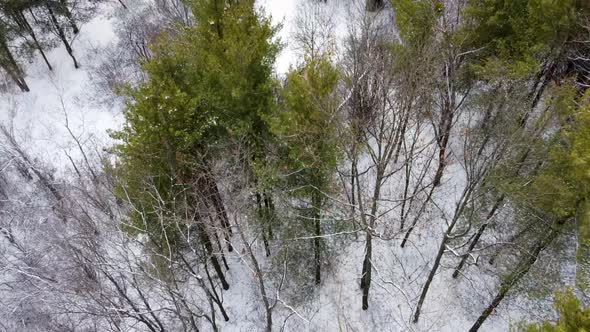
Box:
0;5;123;176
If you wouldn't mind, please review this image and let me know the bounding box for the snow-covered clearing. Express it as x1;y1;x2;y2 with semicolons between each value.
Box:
0;7;122;174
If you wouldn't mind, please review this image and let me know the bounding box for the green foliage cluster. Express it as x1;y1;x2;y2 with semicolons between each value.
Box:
529;87;590;218
494;85;590;223
391;0;439;48
463;0;579;79
390;0;440;98
518;288;590;331
270;54;341;198
112;0;279;239
262;53;342;286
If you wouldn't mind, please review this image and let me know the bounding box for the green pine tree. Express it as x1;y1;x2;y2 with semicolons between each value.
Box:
269;54;340;285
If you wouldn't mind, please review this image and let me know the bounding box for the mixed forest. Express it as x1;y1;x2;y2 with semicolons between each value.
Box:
1;0;590;331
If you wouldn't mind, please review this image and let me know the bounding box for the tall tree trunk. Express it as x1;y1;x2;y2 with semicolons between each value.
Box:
132;274;166;332
483;150;544;264
401;184;436;248
312;190;322;285
432;103;453;188
59;0;79;34
0;39;29;92
179;253;229;322
12;11;52;71
400;129;432;233
47;5;79;68
235;212;272;332
392;110;411;164
208;177;232;235
399;158;411;231
413;232;447;323
402;101;454;247
197;223;229;290
263;193;274;240
488;220;535;265
203;261;230;321
212;0;224;39
452;197;503;278
518;59;558;128
351;157;356;217
205;174;233;251
399;138;414;231
358;163;384;310
213;231;230;270
30;31;52;71
3;66;29;92
413;186;474;322
256;193;271;257
469;227;559;331
103;273;161;332
28;7;39;24
361;231;372;310
200;194;230;270
350;148;360;241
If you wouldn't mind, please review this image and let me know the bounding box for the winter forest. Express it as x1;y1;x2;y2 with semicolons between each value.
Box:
1;0;590;331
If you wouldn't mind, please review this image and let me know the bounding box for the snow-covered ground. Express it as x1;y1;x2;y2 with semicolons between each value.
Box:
0;1;563;331
0;8;122;175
